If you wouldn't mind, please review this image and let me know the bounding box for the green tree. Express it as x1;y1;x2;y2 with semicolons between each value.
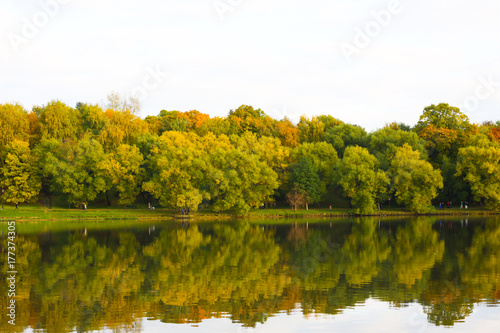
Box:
35;136;109;206
142;131;211;211
0;141;41;205
209;148;279;214
290;157;322;209
456;134;500;210
325;123;368;158
291;141;338;200
389;144;443;213
77;103;107;137
231;132;291;189
368;126;427;170
336;146;389;214
415;103;470;133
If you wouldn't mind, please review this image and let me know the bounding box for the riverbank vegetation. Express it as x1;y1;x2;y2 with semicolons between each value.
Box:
1;98;499;215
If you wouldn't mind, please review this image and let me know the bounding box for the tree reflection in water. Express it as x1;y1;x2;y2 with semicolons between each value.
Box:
0;217;499;332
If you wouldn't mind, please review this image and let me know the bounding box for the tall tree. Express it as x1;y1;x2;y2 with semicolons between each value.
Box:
209;148;279;214
336;146;389;214
389;144;443;213
456;134;500;210
142;131;211;211
35;136;109;207
231;132;291;191
290;157;322;209
291;142;338;204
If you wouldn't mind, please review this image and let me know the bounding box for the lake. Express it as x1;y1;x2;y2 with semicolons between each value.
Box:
1;216;499;332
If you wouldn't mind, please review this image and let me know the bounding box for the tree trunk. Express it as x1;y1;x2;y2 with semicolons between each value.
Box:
306;203;308;211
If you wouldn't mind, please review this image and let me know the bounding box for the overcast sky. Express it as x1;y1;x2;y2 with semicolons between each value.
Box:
1;0;500;131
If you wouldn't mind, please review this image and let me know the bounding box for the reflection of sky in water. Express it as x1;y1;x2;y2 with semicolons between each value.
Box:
137;299;499;333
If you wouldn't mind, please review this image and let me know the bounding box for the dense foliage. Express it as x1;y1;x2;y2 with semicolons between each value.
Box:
1;101;499;213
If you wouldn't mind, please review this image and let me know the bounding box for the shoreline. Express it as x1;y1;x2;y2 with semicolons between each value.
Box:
1;205;498;223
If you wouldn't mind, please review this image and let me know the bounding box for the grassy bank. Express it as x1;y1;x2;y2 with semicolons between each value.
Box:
0;203;497;222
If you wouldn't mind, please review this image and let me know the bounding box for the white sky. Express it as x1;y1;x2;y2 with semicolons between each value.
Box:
1;0;500;131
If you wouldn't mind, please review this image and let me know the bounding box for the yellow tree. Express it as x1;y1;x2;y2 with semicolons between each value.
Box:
0;141;41;205
142;131;211;211
231;132;291;192
275;117;299;148
103;144;144;206
99;109;148;150
34;100;83;142
0;103;30;151
297;116;325;143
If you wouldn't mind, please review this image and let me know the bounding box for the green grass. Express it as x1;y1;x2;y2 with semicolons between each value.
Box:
0;203;174;221
0;203;496;223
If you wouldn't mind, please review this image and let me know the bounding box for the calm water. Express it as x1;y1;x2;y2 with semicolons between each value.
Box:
1;216;499;332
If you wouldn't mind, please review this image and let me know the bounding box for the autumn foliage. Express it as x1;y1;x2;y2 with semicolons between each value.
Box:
0;101;499;212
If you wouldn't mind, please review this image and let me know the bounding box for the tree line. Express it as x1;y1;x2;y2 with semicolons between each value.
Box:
1;99;499;213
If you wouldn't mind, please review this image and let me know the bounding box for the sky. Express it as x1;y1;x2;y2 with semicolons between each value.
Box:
1;0;500;132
